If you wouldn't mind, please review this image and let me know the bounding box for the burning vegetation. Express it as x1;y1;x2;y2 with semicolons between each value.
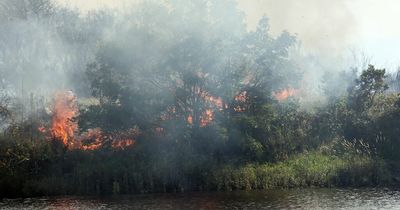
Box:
45;85;299;150
273;88;299;101
4;0;400;199
234;91;247;112
50;91;79;147
46;91;136;150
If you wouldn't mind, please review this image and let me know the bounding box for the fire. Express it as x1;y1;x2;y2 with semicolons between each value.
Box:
234;106;245;112
186;93;220;127
187;115;193;124
200;109;214;127
187;110;214;127
204;95;224;110
273;88;298;101
155;127;164;135
79;128;138;150
235;91;247;102
79;128;103;150
110;128;139;149
197;93;224;126
38;126;46;133
234;91;247;112
51;91;79;147
43;90;138;151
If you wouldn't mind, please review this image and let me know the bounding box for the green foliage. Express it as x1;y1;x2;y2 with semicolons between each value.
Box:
2;0;400;199
349;65;389;111
209;151;390;191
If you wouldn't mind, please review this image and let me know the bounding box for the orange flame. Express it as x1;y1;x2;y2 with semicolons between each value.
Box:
44;91;138;151
186;93;219;127
110;127;139;150
51;91;79;147
273;88;298;101
79;128;103;150
199;93;223;126
79;128;138;150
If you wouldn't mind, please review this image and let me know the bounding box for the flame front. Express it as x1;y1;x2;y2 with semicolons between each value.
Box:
45;90;137;151
79;128;103;150
51;91;79;147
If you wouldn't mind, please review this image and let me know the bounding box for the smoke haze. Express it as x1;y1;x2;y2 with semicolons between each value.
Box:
1;0;400;110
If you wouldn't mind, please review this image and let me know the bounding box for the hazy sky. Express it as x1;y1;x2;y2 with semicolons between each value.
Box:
56;0;400;70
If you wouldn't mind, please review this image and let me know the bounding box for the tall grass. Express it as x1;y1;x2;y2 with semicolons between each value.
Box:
209;151;391;191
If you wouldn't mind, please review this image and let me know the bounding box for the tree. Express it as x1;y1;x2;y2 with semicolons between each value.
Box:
349;65;388;111
0;90;10;129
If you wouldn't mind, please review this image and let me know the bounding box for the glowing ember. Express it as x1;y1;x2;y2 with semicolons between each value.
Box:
110;127;140;150
160;106;176;121
79;128;103;150
273;88;298;101
204;95;224;110
155;127;164;135
235;91;247;102
38;126;46;133
81;142;103;150
51;91;79;147
234;107;245;112
200;109;214;127
187;115;193;124
234;91;247;112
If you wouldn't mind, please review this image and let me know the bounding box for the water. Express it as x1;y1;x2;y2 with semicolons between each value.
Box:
1;188;400;209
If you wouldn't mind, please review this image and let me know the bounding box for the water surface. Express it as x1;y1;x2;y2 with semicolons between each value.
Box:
1;188;400;209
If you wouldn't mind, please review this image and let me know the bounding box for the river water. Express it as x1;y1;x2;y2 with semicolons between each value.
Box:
1;188;400;209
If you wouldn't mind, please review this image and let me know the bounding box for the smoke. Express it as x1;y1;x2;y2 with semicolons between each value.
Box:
236;0;369;105
238;0;400;77
56;0;359;57
0;0;108;98
54;0;400;69
0;0;390;118
238;0;358;57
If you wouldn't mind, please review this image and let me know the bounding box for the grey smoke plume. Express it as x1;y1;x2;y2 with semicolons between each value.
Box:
0;0;387;115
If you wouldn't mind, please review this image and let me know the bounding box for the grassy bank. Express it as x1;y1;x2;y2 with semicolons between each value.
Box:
209;151;391;191
0;137;394;198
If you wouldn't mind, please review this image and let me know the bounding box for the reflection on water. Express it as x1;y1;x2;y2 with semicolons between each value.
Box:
1;188;400;209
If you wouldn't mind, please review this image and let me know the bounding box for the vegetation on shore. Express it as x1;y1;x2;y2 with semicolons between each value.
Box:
1;0;400;198
211;151;390;191
0;135;394;197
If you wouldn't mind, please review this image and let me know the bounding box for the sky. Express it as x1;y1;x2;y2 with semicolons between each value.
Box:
55;0;400;71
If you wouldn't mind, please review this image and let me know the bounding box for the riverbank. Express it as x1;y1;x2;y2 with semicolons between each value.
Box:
0;137;395;198
209;151;391;191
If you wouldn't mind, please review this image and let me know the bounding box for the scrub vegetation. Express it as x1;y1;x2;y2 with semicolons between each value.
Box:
1;0;400;198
